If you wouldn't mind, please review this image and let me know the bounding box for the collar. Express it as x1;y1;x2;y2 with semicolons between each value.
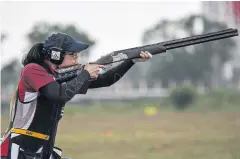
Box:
43;60;57;76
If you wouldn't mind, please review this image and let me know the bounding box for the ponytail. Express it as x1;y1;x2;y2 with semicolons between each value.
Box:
22;43;45;66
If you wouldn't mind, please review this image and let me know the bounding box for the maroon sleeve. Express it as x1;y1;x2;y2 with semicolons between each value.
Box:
21;63;55;92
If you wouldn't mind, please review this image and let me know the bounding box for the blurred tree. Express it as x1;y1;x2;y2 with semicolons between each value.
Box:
138;15;236;88
1;58;21;113
1;59;21;89
1;32;20;90
1;33;7;43
26;22;95;57
231;66;240;86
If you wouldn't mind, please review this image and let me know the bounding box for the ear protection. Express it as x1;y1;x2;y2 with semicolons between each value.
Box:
42;33;67;65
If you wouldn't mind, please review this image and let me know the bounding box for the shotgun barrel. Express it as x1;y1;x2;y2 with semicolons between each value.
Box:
92;28;238;65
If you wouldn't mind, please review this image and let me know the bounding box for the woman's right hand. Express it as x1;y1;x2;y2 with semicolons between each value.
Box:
84;64;105;79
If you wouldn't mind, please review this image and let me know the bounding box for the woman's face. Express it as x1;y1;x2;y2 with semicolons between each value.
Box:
58;53;80;68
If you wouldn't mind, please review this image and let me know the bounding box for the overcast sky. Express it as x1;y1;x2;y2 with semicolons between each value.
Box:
0;1;202;67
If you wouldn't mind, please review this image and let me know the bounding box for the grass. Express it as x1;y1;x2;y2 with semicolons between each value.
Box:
1;105;240;159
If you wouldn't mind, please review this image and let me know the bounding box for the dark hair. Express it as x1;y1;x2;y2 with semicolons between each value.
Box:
22;43;45;66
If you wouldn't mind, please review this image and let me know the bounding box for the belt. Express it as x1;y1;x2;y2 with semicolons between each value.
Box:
11;128;49;140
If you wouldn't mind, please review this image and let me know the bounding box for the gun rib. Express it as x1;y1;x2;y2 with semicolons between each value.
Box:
163;29;238;50
165;32;238;50
161;29;237;46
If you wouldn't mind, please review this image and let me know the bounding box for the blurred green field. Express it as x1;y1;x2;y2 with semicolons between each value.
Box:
2;104;240;159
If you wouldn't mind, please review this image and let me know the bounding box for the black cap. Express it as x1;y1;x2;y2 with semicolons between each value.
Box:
43;33;89;53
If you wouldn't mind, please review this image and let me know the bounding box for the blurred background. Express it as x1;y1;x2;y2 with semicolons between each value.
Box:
1;1;240;159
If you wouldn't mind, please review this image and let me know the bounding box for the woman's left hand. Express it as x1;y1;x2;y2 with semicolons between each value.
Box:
132;51;153;63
